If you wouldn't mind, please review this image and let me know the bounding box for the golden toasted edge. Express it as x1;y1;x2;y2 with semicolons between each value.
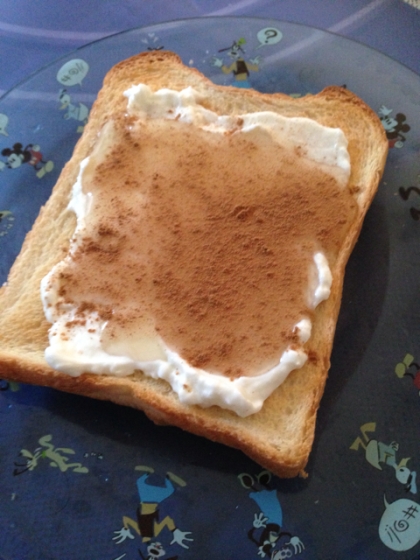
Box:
0;51;388;478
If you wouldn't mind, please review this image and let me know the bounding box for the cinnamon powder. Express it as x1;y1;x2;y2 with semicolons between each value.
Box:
56;116;357;378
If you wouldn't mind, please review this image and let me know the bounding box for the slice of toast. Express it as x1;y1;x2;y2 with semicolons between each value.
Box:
0;51;388;477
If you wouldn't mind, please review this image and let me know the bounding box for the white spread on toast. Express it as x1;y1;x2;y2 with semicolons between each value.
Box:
41;85;354;417
125;85;350;184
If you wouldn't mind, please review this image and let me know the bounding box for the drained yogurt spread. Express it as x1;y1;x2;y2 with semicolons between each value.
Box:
41;85;357;417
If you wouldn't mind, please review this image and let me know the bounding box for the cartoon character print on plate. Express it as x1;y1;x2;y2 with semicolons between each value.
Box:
13;434;89;476
83;450;104;461
350;422;420;551
0;142;54;178
56;59;90;133
113;465;193;559
211;37;262;88
0;113;9;136
58;89;90;133
379;496;420;552
350;422;417;494
210;27;284;89
138;541;179;560
57;58;89;88
395;353;420;389
378;105;411;149
140;32;164;52
397;182;420;221
0;378;17;414
0;210;14;237
238;470;305;558
0;378;19;391
255;27;283;50
112;541;177;560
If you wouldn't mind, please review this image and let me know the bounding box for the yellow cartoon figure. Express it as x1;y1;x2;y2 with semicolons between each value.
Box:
13;434;88;475
212;38;261;88
113;466;193;551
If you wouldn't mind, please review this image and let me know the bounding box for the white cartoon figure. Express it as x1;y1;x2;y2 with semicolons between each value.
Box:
58;89;89;133
212;38;261;89
0;113;9;136
141;541;165;559
1;143;54;178
350;422;417;494
379;496;420;551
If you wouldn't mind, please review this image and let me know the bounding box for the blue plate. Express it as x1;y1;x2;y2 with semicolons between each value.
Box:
1;17;420;560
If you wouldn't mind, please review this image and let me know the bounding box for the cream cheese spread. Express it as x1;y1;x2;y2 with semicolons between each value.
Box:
124;84;350;184
41;84;352;417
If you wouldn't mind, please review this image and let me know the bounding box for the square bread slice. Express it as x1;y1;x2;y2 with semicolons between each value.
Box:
0;51;388;477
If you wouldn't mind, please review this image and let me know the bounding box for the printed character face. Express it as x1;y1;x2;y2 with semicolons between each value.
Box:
147;542;165;559
379;497;420;551
7;153;23;168
272;548;293;560
396;466;411;484
228;42;244;60
381;116;398;132
396;466;417;494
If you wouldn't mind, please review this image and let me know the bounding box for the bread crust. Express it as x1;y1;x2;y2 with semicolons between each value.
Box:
0;51;388;478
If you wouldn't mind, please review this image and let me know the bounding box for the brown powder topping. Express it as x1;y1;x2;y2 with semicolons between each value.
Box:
56;116;357;378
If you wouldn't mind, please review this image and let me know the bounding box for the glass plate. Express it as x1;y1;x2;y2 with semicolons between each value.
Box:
1;17;420;560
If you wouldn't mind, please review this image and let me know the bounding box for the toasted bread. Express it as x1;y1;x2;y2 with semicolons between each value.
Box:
0;51;388;477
